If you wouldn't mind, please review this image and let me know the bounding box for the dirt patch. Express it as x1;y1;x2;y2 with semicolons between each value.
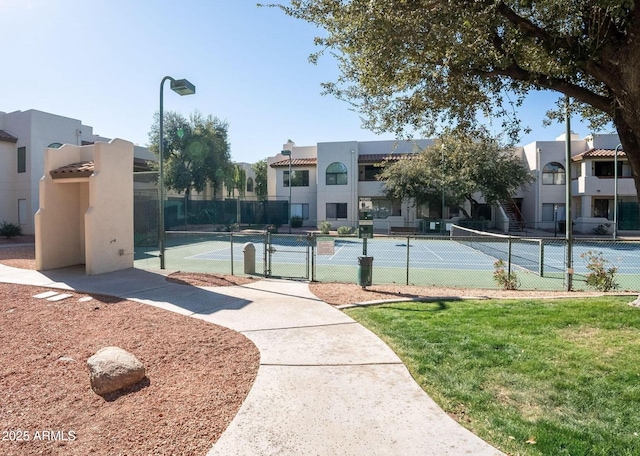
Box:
308;282;631;305
0;283;259;456
0;244;35;270
166;272;257;287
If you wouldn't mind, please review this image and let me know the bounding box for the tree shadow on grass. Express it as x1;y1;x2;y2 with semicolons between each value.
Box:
384;298;463;312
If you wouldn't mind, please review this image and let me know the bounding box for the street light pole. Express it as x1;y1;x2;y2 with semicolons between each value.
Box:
564;96;573;291
159;76;196;269
441;143;445;234
281;150;292;234
614;143;621;240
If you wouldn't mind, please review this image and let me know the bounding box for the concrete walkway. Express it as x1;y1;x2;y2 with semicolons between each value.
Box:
0;264;503;455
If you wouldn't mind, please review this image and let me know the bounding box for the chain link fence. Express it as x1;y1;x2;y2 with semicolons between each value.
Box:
134;230;640;292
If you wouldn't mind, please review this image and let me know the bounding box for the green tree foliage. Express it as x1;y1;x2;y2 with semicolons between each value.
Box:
273;1;640;201
378;132;534;218
225;164;247;198
252;159;269;201
148;111;231;199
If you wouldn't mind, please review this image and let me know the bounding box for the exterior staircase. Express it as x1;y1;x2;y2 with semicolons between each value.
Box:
501;200;527;233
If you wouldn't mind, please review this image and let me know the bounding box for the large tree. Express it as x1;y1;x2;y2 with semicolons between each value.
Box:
378;131;534;218
274;1;640;201
252;159;269;201
148;111;231;200
225;164;247;199
224;164;247;225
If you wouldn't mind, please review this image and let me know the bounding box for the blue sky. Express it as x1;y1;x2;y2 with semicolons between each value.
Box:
1;0;603;163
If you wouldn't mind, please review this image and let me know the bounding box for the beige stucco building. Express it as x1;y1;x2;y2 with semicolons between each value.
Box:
35;139;135;275
0;109;153;235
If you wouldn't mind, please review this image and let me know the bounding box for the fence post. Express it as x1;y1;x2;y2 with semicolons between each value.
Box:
311;233;316;282
264;231;268;277
406;236;410;285
266;231;272;277
230;233;234;276
507;237;512;278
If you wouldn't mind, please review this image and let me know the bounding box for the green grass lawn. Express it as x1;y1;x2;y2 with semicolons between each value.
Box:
344;297;640;455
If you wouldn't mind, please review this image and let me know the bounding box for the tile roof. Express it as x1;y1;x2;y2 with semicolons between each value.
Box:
0;129;18;143
270;158;317;167
50;158;155;179
572;148;626;161
358;153;414;163
50;161;95;179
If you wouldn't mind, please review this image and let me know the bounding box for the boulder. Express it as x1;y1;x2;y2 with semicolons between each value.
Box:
87;346;146;396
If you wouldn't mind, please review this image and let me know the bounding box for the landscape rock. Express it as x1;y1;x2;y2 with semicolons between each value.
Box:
87;346;146;395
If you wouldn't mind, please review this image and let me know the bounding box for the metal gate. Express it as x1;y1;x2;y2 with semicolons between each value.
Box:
264;233;314;279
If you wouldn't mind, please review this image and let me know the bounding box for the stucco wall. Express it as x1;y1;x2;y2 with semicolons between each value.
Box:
268;144;318;226
0;141;17;224
35;139;134;275
316;141;358;225
84;140;134;275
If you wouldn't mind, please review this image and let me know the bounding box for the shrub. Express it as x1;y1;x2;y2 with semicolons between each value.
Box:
319;221;332;234
337;226;353;235
593;223;611;235
580;250;618;291
0;221;21;239
493;259;519;290
290;215;303;228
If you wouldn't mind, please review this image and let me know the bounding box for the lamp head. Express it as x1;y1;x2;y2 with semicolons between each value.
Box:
170;79;196;96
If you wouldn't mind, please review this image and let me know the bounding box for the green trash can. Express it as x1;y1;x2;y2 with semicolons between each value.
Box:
357;256;373;287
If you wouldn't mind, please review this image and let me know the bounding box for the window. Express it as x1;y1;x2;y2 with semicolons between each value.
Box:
542;162;565;185
542;203;565;222
326;203;348;219
594;199;612;219
47;142;63;149
284;170;309;187
326;162;347;185
359;164;382;181
291;203;310;220
593;161;623;177
371;199;402;218
17;147;26;173
246;177;254;193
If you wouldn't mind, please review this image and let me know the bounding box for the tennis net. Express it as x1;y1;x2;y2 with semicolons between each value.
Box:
450;224;544;275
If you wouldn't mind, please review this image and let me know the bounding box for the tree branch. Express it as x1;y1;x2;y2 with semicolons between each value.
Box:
493;1;579;53
480;65;612;115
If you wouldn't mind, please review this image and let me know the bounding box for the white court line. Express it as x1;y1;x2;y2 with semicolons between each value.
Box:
185;246;231;260
421;245;444;260
329;242;348;261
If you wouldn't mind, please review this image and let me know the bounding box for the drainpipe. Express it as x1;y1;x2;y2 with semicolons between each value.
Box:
352;148;357;229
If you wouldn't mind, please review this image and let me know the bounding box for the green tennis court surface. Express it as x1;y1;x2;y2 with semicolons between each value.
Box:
134;230;640;291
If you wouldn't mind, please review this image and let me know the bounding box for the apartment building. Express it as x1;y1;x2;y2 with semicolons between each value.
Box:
267;139;435;231
268;133;639;234
0;109;154;235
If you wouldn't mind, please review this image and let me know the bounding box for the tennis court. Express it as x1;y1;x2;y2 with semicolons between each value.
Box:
134;230;640;291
